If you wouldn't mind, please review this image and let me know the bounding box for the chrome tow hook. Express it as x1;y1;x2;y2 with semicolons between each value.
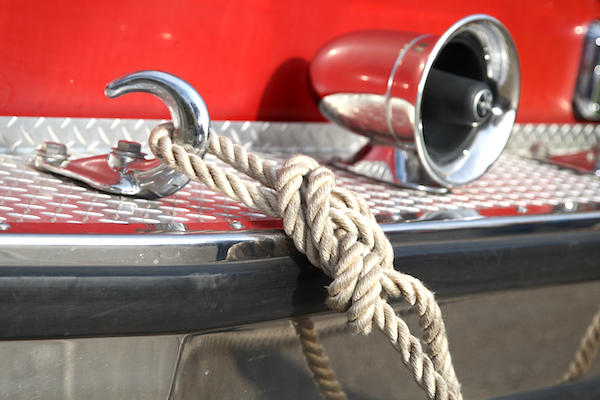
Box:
33;70;211;199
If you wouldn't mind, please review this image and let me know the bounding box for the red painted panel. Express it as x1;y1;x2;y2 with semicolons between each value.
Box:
0;0;598;123
310;30;417;98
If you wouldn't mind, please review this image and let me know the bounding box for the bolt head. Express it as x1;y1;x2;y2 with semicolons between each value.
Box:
473;89;493;120
42;142;67;155
529;142;549;159
116;140;142;154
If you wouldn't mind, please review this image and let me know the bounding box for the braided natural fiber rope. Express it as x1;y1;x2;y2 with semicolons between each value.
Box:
149;122;462;400
562;304;600;382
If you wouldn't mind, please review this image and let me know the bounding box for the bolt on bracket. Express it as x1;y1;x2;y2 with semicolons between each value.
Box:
32;71;211;199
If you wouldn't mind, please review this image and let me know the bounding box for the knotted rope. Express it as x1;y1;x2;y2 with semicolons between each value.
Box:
149;122;462;400
562;303;600;382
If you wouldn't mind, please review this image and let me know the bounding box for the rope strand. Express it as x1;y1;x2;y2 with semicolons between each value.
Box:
149;123;462;400
562;304;600;382
293;317;348;400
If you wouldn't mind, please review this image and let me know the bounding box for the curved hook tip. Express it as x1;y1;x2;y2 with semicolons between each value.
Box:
104;82;118;99
104;70;152;99
104;70;211;157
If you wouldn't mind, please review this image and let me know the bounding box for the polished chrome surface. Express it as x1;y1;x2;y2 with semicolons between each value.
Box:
416;15;520;186
33;139;191;199
473;87;494;120
3;151;277;229
0;334;181;400
1;116;595;160
2;209;600;339
105;71;211;153
319;94;415;150
33;71;211;199
1;119;599;399
337;144;449;193
4;284;598;400
313;15;520;189
529;141;600;176
347;158;395;183
3;117;600;339
574;20;600;120
0;230;299;267
107;140;146;169
168;288;600;400
3;210;600;265
517;124;600;176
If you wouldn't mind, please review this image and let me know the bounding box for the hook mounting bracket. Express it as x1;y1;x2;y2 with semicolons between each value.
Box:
33;71;211;199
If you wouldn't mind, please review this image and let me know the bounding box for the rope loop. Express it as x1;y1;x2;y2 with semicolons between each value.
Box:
148;123;462;400
277;154;385;333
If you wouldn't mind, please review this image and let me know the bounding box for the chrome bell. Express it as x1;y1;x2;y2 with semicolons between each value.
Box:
310;14;520;191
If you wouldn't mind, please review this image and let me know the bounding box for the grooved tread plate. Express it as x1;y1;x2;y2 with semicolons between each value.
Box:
1;151;599;234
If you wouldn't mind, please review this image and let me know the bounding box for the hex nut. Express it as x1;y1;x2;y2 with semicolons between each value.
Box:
116;140;142;154
42;142;67;156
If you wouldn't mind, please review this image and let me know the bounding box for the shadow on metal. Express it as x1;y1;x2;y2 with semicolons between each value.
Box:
487;376;600;400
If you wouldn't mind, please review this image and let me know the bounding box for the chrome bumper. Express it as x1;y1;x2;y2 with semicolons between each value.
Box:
1;118;600;399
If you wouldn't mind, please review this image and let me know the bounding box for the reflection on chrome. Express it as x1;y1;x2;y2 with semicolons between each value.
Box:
33;71;211;199
574;21;600;120
310;15;520;190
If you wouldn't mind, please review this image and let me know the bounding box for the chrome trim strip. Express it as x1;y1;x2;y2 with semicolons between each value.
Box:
1;211;599;266
3;117;600;338
574;20;600;120
1;211;600;339
385;33;431;146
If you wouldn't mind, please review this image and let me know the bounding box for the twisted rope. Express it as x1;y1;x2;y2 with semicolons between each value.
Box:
562;304;600;382
149;123;462;400
293;317;348;400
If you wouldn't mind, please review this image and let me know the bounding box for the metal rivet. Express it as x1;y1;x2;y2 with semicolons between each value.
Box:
229;220;244;230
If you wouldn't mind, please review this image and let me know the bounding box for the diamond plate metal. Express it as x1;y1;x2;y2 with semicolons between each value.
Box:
0;117;367;160
506;123;600;154
2;117;600;233
2;147;600;233
0;152;282;232
2;117;598;157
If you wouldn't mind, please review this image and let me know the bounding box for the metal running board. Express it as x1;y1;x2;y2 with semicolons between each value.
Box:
1;118;600;339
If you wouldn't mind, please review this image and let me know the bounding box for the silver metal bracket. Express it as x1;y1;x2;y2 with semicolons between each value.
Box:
530;141;600;177
33;139;192;198
32;71;211;199
334;143;449;193
574;20;600;120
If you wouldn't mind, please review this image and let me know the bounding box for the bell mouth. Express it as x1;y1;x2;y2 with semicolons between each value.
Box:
414;15;520;187
309;15;520;190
